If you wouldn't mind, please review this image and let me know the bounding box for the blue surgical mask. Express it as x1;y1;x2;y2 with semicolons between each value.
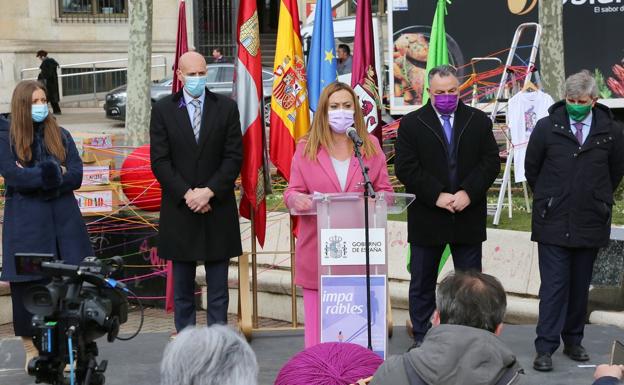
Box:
183;75;207;98
32;104;49;122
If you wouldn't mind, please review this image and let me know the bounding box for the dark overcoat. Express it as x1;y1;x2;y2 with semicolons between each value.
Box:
37;58;61;103
394;100;501;246
150;88;243;262
525;101;624;248
0;118;93;282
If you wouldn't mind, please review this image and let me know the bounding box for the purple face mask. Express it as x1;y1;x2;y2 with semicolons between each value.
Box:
433;94;459;114
328;109;355;134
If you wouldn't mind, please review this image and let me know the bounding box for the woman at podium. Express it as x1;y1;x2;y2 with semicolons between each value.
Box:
284;82;393;347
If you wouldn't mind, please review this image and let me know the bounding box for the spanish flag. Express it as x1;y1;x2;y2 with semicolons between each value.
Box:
269;0;310;181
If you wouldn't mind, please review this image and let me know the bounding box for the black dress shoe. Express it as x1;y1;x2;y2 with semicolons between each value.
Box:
563;345;590;362
407;340;422;352
533;352;553;372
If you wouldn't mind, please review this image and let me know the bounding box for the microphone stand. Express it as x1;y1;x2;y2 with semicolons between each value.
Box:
353;141;375;351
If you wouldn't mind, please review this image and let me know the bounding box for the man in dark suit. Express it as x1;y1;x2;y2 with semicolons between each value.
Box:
526;71;624;372
395;65;500;349
150;51;243;332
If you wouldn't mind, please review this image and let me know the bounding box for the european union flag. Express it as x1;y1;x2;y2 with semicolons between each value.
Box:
307;0;337;112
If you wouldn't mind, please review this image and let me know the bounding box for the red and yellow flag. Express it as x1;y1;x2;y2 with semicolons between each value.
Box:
269;0;310;181
235;0;266;246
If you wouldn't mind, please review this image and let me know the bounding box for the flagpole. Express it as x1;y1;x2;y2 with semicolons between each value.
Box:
290;215;297;328
251;206;259;328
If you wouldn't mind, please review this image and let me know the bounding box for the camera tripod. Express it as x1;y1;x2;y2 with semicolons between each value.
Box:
30;336;108;385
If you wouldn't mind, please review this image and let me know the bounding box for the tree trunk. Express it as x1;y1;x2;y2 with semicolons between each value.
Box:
538;0;565;100
125;0;153;147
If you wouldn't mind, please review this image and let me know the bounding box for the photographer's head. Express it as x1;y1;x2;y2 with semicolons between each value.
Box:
433;270;507;335
161;325;258;385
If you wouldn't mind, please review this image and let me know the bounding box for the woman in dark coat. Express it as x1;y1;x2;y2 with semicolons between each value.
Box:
36;50;61;114
0;80;92;370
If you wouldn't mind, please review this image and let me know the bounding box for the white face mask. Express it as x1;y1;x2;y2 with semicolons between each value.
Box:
328;109;355;134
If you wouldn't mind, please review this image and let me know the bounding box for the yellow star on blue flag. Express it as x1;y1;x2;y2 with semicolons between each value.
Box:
324;49;335;64
307;0;337;112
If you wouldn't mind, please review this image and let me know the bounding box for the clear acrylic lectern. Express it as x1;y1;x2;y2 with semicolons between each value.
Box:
291;192;414;359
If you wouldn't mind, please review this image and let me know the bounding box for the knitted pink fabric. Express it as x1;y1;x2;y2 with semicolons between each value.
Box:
275;342;383;385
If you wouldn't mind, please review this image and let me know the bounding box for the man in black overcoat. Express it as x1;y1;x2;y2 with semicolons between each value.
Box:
150;51;242;331
526;71;624;372
395;65;500;349
36;50;61;115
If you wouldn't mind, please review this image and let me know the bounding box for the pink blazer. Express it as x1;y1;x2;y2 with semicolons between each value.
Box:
284;135;394;290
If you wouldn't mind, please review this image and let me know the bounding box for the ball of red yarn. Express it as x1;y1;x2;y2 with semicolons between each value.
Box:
120;144;162;211
274;343;383;385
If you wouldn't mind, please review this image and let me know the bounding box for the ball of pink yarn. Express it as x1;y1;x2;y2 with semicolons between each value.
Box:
274;342;383;385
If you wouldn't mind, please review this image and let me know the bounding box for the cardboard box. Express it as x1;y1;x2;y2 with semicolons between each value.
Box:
71;132;120;163
82;159;115;187
73;137;84;158
75;185;122;216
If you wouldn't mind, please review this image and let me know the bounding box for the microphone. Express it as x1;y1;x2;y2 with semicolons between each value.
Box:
346;126;363;146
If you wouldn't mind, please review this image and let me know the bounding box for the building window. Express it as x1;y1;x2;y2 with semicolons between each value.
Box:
58;0;128;22
195;0;236;60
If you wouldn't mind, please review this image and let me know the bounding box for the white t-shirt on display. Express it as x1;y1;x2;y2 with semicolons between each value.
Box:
507;90;554;182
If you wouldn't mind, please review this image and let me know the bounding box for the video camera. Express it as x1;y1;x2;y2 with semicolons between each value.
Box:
15;253;130;385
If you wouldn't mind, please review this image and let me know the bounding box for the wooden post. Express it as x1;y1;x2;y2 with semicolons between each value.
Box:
238;252;252;340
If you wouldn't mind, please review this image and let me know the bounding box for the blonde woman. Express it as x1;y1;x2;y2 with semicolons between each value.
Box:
284;82;393;347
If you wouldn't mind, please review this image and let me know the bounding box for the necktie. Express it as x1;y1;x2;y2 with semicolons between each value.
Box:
190;99;201;142
574;122;584;145
441;115;453;144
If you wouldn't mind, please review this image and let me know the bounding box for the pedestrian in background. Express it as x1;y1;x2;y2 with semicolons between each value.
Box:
212;47;225;63
36;50;62;115
337;44;352;75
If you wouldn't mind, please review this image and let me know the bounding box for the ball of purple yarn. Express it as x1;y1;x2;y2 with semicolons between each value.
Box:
274;342;383;385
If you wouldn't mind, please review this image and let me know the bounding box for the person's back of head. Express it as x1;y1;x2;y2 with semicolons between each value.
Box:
369;272;518;385
160;325;258;385
435;270;507;334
